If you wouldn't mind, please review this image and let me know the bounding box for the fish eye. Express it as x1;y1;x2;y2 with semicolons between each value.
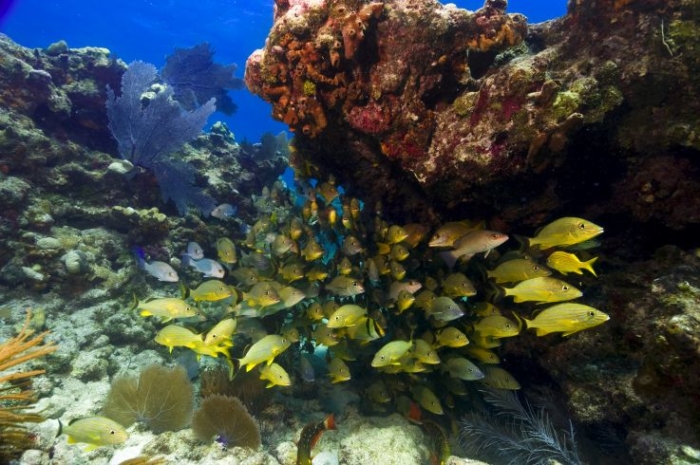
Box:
562;285;569;291
578;222;586;229
110;430;115;435
588;311;595;317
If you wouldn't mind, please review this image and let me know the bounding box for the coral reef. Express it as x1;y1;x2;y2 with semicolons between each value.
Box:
246;0;700;231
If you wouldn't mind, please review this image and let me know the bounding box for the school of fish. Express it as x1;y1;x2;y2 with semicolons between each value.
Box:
117;178;610;457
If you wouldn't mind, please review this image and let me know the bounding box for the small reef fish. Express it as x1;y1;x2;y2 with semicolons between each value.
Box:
401;223;430;248
186;279;235;302
325;276;365;297
434;326;469;348
216;237;238;265
367;380;391;403
132;296;201;323
183;241;204;260
439;230;509;268
422;420;451;465
328;357;352;383
243;281;281;308
345;317;383;344
501;276;582;304
155;324;202;353
296;414;336;465
259;362;291;388
203;318;237;346
526;216;604;250
211;203;238;219
442;272;477;298
462;346;500;364
428;296;464;322
133;247;178;282
411;385;443;415
272;234;296;257
487;258;552;283
386;224;409;244
58;416;129;451
341;235;364;256
428;221;480;247
238;334;291;371
472;315;520;339
412;339;441;365
480;366;521;390
444;356;485;381
279;262;305;283
546;251;598;276
183;256;226;278
326;304;367;328
518;303;610;336
372;339;413;367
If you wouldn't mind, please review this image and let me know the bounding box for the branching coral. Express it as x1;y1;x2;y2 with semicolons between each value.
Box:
101;364;194;433
459;388;581;465
0;310;57;462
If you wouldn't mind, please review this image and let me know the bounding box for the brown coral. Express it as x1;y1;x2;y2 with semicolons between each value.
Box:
101;364;194;433
191;395;261;450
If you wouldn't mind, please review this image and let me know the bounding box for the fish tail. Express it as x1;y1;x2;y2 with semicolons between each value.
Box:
128;293;139;312
181;253;192;268
438;250;458;269
179;282;190;300
511;311;525;332
584;256;599;277
323;413;336;430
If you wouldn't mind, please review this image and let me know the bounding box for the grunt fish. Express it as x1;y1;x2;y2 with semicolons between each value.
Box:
58;416;128;451
154;325;202;353
526;217;604;250
546;251;598;277
327;304;367;328
517;303;610;336
501;276;582;304
238;334;291;371
259;362;291;388
133;296;201;323
328;357;352;383
325;276;365;297
216;237;238;265
487;258;552;284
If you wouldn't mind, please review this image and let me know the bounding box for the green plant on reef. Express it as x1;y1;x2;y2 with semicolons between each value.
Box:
191;394;261;450
101;364;193;433
0;310;57;462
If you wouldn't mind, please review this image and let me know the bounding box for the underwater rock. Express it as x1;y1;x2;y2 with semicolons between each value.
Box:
247;0;700;229
61;249;88;275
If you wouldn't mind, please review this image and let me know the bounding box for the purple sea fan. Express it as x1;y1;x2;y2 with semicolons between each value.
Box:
191;394;261;450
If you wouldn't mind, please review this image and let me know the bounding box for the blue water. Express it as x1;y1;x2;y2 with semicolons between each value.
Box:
0;0;566;143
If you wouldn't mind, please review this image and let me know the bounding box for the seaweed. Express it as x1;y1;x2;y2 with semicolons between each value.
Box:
101;364;194;433
459;388;581;465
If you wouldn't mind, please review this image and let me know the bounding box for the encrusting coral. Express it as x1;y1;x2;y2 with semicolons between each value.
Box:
101;364;194;433
0;309;57;462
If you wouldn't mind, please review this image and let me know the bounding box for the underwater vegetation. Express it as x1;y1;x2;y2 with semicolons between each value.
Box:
459;388;581;465
0;310;57;462
101;364;194;433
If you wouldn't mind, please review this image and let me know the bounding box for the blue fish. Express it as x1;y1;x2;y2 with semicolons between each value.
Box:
133;247;178;282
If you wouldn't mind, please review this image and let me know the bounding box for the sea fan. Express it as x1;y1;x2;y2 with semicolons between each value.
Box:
191;394;261;450
101;364;194;433
459;388;581;465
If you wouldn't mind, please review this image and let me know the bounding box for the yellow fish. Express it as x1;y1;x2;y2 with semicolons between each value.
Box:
546;251;598;277
301;238;324;261
518;303;609;336
279;262;305;282
480;366;521;390
259;362;291;388
401;223;430;248
328;357;352;383
444;356;485;381
345;317;383;344
312;323;340;347
428;221;480;247
243;282;281;307
442;272;477;298
371;339;412;367
188;280;235;302
203;318;237;346
472;315;520;338
306;265;329;282
411;385;443;415
367;381;391;403
501;277;582;304
395;290;416;313
462;346;500;364
487;258;552;283
386;224;409;244
434;326;470;348
327;304;367;328
216;237;237;264
526;217;604;250
133;297;202;322
412;339;441;365
238;334;291;371
155;324;202;353
325;276;365;297
59;416;128;451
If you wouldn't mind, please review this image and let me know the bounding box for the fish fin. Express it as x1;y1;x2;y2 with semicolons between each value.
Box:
561;328;582;337
179;282;190;300
324;413;336;430
83;443;98;452
535;328;550;337
139;310;152;317
129;293;139;312
584;256;599;276
56;419;63;439
511;311;524;333
132;246;146;268
438;251;458;269
67;436;77;444
181;254;192;268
